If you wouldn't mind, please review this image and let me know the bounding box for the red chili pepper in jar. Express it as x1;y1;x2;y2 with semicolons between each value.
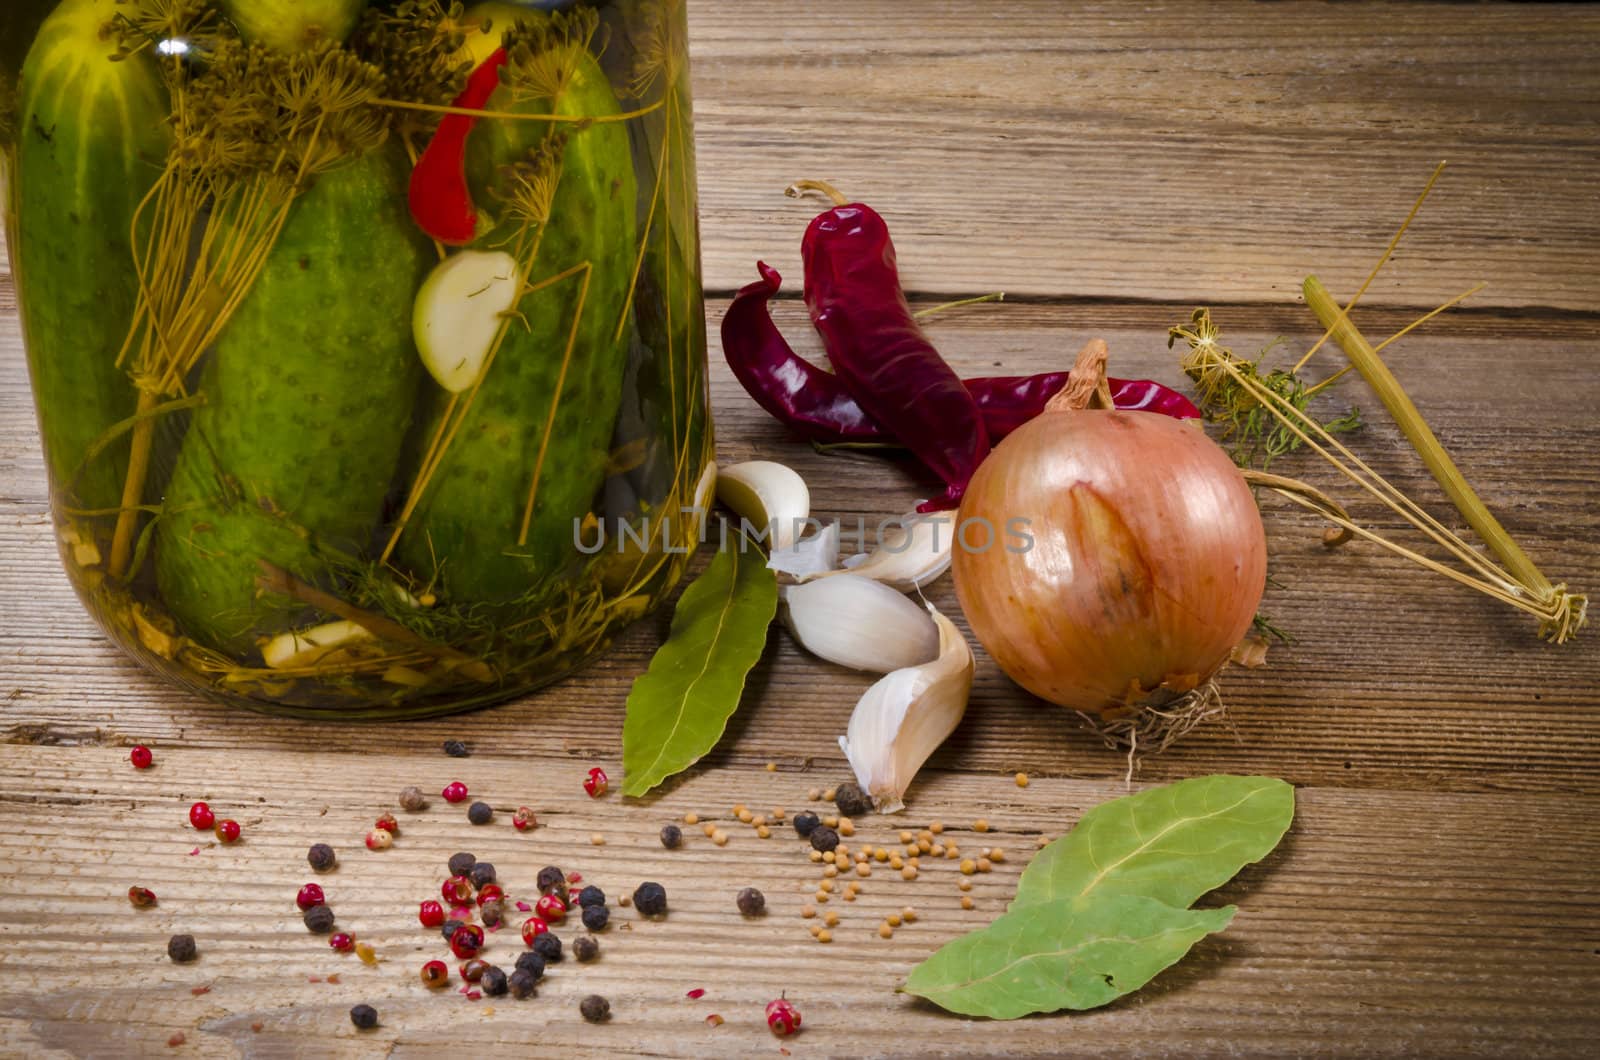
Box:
408;48;508;245
720;262;1200;446
788;179;989;511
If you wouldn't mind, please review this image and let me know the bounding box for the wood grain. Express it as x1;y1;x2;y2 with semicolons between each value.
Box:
1;0;1599;1056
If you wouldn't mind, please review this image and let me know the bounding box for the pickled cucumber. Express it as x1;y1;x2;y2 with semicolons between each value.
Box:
397;18;637;605
13;0;169;516
155;145;431;655
219;0;367;52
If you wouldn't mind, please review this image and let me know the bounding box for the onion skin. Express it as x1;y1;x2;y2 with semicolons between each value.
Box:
952;411;1266;714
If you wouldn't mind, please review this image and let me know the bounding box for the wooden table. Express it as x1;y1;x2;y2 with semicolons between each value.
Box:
2;2;1597;1055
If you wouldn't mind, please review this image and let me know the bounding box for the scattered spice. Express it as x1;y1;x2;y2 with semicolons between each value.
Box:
706;1013;725;1027
660;823;683;849
536;867;567;894
363;829;391;851
687;988;708;1000
441;781;469;804
633;881;668;917
978;857;993;873
307;843;336;872
128;886;157;908
766;761;778;772
536;893;568;923
521;917;549;945
460;958;490;983
580;995;611;1024
684;812;700;825
582;905;610;931
296;883;326;912
991;849;1007;863
189;802;214;830
712;830;729;847
303;905;335;934
167;1033;185;1048
834;781;872;818
167;933;197;963
974;819;990;833
513;806;538;831
823;786;837;802
584;767;610;798
449;852;477;876
130;745;153;769
467;801;493;825
879;923;894;939
329;932;355;953
960;859;977;875
533;933;563;963
441;918;466;942
421;960;450;988
577;886;606;909
480;900;505;928
958;879;973;892
515;951;547;980
738;809;753;824
901;865;919;881
482;966;509;996
214;818;241;843
443;740;470;758
809;826;839;853
399;785;428;812
1015;772;1030;788
807;788;821;801
449;924;484;959
902;906;918;923
823;910;840;928
467;861;497;889
757;825;772;839
573;935;600;962
374;812;399;836
702;822;717;837
590;833;606;846
349;1004;378;1030
961;896;976;910
356;941;378;966
736;887;767;917
509;968;537;999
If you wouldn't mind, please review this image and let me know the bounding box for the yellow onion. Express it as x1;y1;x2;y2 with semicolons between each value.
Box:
953;365;1266;715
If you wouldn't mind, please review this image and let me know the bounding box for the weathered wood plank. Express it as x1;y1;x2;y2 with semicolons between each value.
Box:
0;748;1595;1057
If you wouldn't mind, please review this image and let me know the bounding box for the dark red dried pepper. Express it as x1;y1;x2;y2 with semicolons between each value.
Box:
408;47;509;246
720;262;1200;446
792;180;988;511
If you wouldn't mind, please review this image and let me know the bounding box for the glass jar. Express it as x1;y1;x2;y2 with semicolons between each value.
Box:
1;0;711;717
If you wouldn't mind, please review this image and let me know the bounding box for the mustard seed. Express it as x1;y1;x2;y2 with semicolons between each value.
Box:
978;858;993;873
822;864;838;878
878;923;893;939
809;923;822;937
822;787;837;801
1015;772;1030;788
857;864;872;878
901;906;917;922
737;809;753;824
684;812;699;825
712;830;728;847
958;879;973;892
807;788;821;801
766;762;777;773
960;859;977;875
974;819;990;833
808;850;822;863
801;904;816;919
757;825;771;838
591;833;606;846
702;822;717;837
823;910;839;927
961;896;976;910
991;849;1006;863
898;830;913;844
886;913;902;927
901;865;918;881
772;808;786;820
929;821;944;835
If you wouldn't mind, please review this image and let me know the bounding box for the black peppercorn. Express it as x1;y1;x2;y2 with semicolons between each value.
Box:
577;885;605;908
573;935;600;962
632;881;668;917
307;843;336;872
166;933;197;963
440;917;465;942
481;966;508;997
480;899;504;928
303;904;335;934
792;811;820;838
809;825;839;852
533;933;562;962
443;739;469;758
448;851;476;877
467;801;493;825
659;823;682;849
398;785;427;812
514;951;546;980
736;886;766;917
579;995;610;1024
349;1004;378;1030
834;780;872;818
581;904;609;931
536;866;566;894
469;862;497;889
509;968;537;999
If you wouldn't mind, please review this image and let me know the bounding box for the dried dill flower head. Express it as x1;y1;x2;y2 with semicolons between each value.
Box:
352;0;475;137
627;0;688;99
502;6;599;103
108;0;221;61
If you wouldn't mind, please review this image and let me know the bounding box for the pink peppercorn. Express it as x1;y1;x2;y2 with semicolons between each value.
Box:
296;884;325;911
130;746;153;769
441;781;469;804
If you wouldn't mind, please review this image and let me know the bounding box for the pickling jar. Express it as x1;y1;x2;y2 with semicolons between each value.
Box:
0;0;712;717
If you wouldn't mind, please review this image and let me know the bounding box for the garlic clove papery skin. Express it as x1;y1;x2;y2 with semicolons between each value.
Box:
782;574;941;673
768;520;840;584
822;512;954;593
839;606;974;813
715;460;810;551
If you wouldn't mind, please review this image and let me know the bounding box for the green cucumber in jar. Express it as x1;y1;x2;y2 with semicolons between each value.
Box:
12;0;169;516
155;144;430;656
398;12;637;605
218;0;367;52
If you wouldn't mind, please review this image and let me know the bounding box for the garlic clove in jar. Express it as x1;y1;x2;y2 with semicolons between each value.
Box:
768;520;840;584
261;620;375;670
828;512;954;592
412;249;522;393
839;605;974;814
782;574;940;673
715;460;810;551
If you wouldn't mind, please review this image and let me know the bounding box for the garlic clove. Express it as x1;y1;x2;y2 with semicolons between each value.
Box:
768;521;840;584
782;574;940;673
716;460;810;551
823;512;953;593
261;620;375;670
839;605;974;814
413;249;523;393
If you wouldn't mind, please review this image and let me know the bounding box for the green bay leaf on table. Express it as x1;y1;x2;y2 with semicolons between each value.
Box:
902;894;1235;1019
1013;774;1293;910
621;542;778;797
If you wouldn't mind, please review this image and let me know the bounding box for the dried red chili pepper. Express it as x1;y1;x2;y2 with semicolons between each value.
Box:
720;263;1199;446
790;180;989;511
408;48;508;245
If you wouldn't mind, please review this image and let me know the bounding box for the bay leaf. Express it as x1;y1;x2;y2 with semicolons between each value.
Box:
902;894;1235;1019
1013;774;1293;910
621;541;778;797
